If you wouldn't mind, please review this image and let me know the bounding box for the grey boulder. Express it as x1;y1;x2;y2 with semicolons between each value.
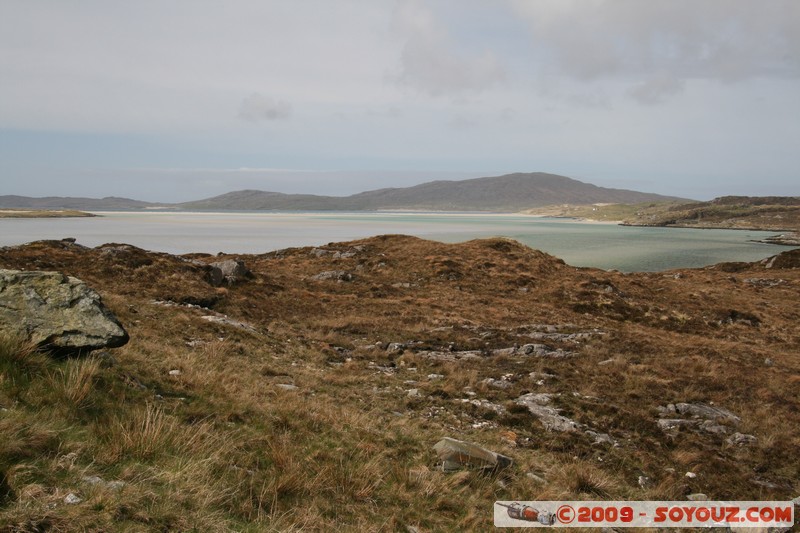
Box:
433;437;513;473
0;269;128;354
208;259;251;287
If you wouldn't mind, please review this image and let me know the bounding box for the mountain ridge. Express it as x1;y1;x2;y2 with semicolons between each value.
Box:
1;172;687;211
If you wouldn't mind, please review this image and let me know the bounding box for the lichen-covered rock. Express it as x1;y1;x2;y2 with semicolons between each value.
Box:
310;270;354;282
433;437;513;472
0;269;128;354
515;393;581;432
208;259;251;287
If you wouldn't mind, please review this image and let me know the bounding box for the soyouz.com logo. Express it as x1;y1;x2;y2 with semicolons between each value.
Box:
494;501;795;528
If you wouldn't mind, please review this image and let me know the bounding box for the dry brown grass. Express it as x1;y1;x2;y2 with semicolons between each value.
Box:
1;236;799;530
50;357;100;409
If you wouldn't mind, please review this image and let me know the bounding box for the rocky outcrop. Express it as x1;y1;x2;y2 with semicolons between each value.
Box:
515;393;582;432
760;249;800;269
657;402;742;436
208;259;251;287
754;232;800;246
310;270;354;282
0;269;128;354
515;393;615;444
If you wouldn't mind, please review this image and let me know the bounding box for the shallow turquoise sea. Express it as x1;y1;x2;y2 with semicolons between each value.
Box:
0;211;794;272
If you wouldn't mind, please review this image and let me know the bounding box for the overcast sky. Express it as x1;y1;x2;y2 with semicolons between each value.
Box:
1;0;798;202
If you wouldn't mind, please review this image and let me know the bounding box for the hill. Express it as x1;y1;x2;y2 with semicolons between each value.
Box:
1;173;683;212
179;172;685;211
524;196;800;244
0;195;158;210
621;196;800;231
1;236;798;530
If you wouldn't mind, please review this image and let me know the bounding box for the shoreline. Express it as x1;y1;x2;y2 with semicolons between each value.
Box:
0;209;96;218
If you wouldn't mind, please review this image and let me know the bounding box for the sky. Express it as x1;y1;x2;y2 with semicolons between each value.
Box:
1;0;798;202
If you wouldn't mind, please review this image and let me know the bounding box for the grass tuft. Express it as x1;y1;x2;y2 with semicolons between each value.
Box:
50;357;101;409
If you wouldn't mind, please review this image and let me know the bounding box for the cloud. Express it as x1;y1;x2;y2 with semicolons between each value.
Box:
509;0;800;101
628;71;685;105
393;0;505;96
238;93;292;122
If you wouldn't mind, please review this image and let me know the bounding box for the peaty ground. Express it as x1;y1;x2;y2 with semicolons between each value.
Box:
0;235;798;531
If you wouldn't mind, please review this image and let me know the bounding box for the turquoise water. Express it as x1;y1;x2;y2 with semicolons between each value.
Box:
0;211;793;272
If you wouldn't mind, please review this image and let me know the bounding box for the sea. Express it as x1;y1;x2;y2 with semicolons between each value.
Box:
0;211;794;272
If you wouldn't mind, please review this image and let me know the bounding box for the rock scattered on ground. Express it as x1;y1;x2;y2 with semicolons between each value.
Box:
200;314;258;333
657;402;741;435
0;269;128;354
515;393;581;432
82;475;125;491
433;437;513;473
64;493;82;504
208;259;251;287
515;393;615;444
310;270;354;282
726;432;758;446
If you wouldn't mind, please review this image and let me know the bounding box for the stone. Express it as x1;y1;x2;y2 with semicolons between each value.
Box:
0;269;129;354
514;392;616;444
332;250;357;259
585;430;615;445
208;259;251;287
64;493;82;504
459;398;507;415
515;393;581;432
433;437;513;473
481;377;513;389
168;369;181;376
276;384;298;391
200;314;258;333
310;270;354;282
526;472;547;484
657;418;698;431
745;278;787;288
657;402;741;436
417;350;483;362
82;475;125;491
519;343;571;358
674;402;741;424
685;471;697;478
687;493;708;501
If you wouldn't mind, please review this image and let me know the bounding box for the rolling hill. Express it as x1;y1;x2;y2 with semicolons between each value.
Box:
178;172;685;211
0;195;158;210
1;172;685;212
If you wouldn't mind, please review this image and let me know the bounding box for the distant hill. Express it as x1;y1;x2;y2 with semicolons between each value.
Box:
178;190;339;211
1;172;685;212
179;172;685;211
619;195;800;235
0;195;157;210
